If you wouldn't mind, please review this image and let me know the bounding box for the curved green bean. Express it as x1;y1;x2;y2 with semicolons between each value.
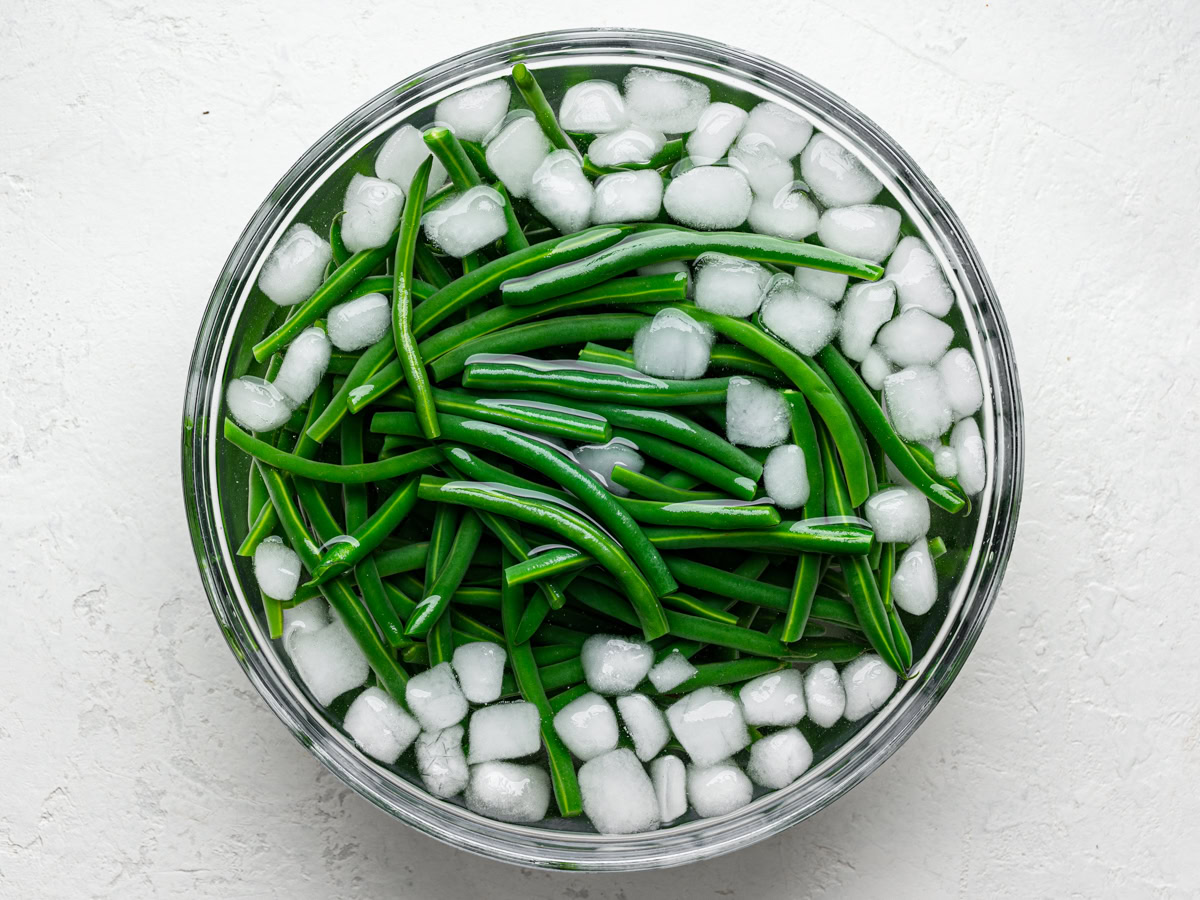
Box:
306;477;420;585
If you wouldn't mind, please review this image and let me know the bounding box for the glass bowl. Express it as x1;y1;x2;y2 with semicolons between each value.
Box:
181;27;1023;872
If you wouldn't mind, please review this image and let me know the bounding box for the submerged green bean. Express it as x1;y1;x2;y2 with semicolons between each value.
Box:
406;511;483;637
306;477;420;585
393;157;440;439
511;63;577;154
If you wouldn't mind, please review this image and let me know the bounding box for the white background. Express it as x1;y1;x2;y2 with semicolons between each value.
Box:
3;1;1198;897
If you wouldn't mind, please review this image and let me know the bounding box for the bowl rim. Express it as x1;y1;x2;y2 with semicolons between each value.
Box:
181;26;1023;872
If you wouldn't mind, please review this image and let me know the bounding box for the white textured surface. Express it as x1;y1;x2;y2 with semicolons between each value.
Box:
2;1;1198;896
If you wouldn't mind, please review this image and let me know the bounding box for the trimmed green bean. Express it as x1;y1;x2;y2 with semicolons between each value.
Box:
306;477;420;585
879;540;914;670
423;503;460;665
610;427;756;499
505;546;590;586
431;390;610;443
617;496;780;529
609;466;724;502
511;63;577;154
644;519;874;555
405;511;483;637
373;542;429;576
780;392;825;643
329;211;350;267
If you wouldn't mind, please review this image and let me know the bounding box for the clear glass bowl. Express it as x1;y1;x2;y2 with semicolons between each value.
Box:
181;28;1023;872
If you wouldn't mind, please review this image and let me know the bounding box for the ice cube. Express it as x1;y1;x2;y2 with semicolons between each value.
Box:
747;186;819;241
816;204;901;263
803;660;846;728
883;365;953;441
663;166;752;230
435;79;511;142
686;102;749;164
581;634;654;694
416;725;469;798
341;174;405;253
573;438;643;496
666;686;750;766
838;281;896;362
649;755;687;822
746;728;813;789
728;137;794;199
467;701;541;763
936;348;983;419
934;443;958;479
272;326;331;407
693;252;771;317
951;417;986;495
405;661;468;731
553;692;619;761
376;124;448;196
892;538;937;615
465;761;551;823
253;535;301;601
759;277;838;356
793;267;849;304
687;761;753;817
485;113;551;199
763;444;810;510
421;185;508;258
875;308;954;367
738;668;806;726
841;654;898;721
343;686;420;764
452;641;506;704
225;376;293;432
799;133;882;208
725;376;790;448
530;149;593;235
648;651;698;693
327;292;391;352
591;170;663;224
282;596;330;648
289;617;369;706
738;101;814;159
864;486;930;543
885;236;954;317
257;223;331;306
861;346;894;391
616;693;670;761
623;67;710;133
578;748;660;834
632;307;714;379
587;125;666;167
559;79;627;133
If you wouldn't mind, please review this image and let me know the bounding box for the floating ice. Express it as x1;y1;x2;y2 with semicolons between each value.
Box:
623;67;710;133
693;252;771;317
587;125;666;167
553;692;619;761
838;281;896;362
289;617;369;706
485;113;552;199
841;654;898;722
892;538;937;615
861;346;894;391
376;124;449;196
816;204;901;263
747;186;820;241
885;236;954;317
581;634;654;694
662;166;752;230
666;686;750;766
883;365;953;441
937;348;983;419
578;748;660;835
421;185;508;258
875;308;954;367
746;728;813;789
632;307;714;379
343;686;420;764
650;755;688;822
686;102;749;164
738;101;814;159
416;725;469;798
759;277;838;356
405;661;468;731
258;223;331;306
934;443;959;479
763;444;810;510
725;376;790;448
225;376;292;432
435;79;511;142
282;597;329;648
793;267;849;304
253;535;301;601
559;80;628;132
591;170;663;224
467;701;541;763
465;761;551;823
728;137;794;199
738;668;807;726
452;641;507;704
327;292;390;352
864;485;930;543
617;693;670;761
574;438;643;496
648;651;698;693
272;326;331;407
951;417;986;496
530;149;593;235
799;133;882;208
341;174;405;253
803;660;846;728
687;761;753;817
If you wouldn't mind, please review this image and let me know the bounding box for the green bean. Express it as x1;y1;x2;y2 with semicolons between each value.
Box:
422;503;460;665
505;546;590;586
418;273;686;363
493;182;530;254
329;211;350;267
499;229;883;305
392;157;441;439
708;344;782;381
609;466;724;502
531;644;577;665
816;343;966;513
538;656;586;693
617;496;780;529
879;540;913;670
410;225;635;338
429;390;610;443
576;342;633;367
472;507;569;626
305;477;420;585
223;418;441;483
373;542;429;577
423;126;481;190
452;586;502;608
661;591;740;625
644;519;874;555
303;338;395;444
405;511;483;637
417;476;668;640
928;536;947;558
462;357;732;407
260;467;409;697
779;392;825;643
546;682;591;714
581;138;684;176
238;462;280;559
511;63;577;154
460;140;495;182
610;427;756;499
658;470;701;490
414;243;453;289
655;658;786;695
252;236;397;362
